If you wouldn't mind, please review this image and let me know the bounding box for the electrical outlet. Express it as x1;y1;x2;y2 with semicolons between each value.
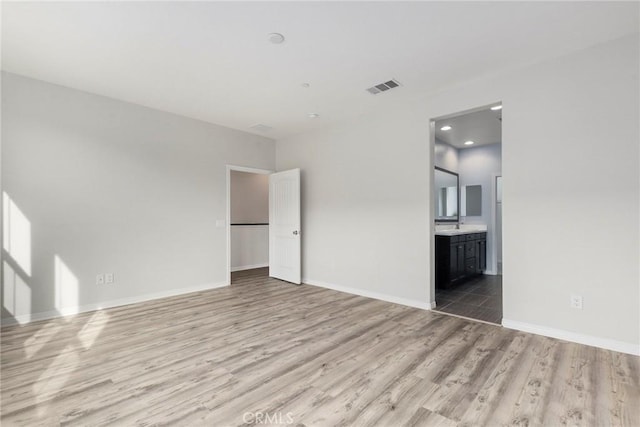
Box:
570;294;583;309
105;273;114;284
96;274;105;285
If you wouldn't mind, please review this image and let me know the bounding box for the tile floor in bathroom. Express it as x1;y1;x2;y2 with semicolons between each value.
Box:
434;274;502;324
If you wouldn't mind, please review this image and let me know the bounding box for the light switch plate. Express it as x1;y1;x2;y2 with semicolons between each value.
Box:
570;294;583;309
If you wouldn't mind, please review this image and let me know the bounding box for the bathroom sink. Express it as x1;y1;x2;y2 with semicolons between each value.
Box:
435;229;467;235
435;228;486;236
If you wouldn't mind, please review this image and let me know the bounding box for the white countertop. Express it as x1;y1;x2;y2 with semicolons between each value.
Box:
434;226;487;236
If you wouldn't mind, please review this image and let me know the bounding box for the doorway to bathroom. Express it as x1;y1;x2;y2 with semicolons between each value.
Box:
431;104;503;324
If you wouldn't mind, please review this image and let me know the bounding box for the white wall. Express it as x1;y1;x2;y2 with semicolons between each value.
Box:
230;170;269;271
459;143;502;273
230;170;269;223
277;110;431;308
1;72;275;324
230;226;268;272
434;139;459;172
276;35;639;353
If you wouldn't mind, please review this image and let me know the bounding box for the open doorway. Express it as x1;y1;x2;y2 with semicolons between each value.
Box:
431;104;503;324
226;166;302;286
226;166;271;285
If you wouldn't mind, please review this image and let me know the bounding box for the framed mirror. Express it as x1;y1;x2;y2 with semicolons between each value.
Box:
434;166;459;222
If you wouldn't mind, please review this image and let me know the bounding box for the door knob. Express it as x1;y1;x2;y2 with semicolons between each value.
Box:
293;230;299;235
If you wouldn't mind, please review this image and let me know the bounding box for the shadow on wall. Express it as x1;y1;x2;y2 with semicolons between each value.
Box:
2;191;112;423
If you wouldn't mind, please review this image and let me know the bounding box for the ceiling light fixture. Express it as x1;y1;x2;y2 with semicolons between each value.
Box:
268;33;285;44
440;125;452;131
491;105;502;111
308;113;320;119
464;140;475;146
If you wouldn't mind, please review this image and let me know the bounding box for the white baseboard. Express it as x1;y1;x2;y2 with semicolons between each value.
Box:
230;263;268;272
303;277;432;310
1;281;229;327
502;318;640;356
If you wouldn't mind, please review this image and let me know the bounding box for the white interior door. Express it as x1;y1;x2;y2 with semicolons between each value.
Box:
269;169;301;284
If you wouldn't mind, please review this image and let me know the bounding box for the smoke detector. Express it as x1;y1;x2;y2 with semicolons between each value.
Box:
268;33;285;44
249;124;273;132
366;79;401;95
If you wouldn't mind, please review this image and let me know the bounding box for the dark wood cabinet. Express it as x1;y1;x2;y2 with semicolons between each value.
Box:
444;241;466;284
435;232;487;288
477;239;486;274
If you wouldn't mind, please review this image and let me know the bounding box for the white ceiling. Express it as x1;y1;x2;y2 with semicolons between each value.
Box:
436;107;502;149
2;2;638;139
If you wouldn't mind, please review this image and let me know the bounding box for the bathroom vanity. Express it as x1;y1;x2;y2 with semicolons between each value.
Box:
435;230;487;288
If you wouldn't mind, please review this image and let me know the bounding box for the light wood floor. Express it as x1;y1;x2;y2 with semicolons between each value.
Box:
2;268;639;426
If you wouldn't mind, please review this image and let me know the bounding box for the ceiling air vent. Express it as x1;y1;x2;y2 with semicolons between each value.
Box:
249;123;273;132
366;79;401;95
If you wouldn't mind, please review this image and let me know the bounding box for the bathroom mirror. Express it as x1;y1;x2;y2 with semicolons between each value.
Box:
434;166;459;222
462;185;482;216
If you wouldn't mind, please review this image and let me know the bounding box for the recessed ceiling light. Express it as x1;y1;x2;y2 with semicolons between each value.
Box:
491;105;502;110
268;33;285;44
464;140;475;146
440;125;452;131
308;113;320;119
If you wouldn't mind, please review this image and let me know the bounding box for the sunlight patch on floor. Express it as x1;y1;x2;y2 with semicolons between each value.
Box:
33;347;79;411
78;310;109;350
24;322;62;359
